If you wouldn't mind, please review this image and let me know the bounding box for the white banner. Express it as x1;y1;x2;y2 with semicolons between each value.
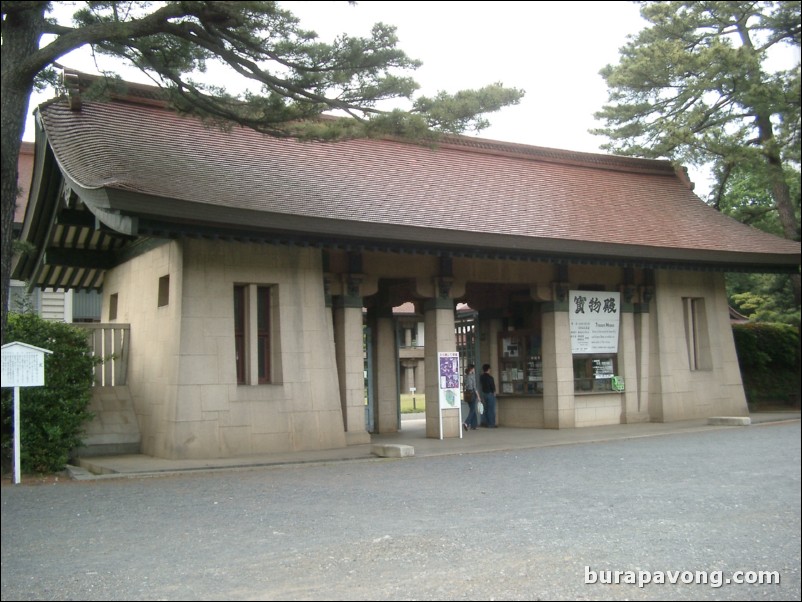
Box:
569;290;621;354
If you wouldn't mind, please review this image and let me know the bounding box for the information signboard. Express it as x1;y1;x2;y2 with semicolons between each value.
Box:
2;344;48;387
1;342;53;485
569;290;621;354
437;351;463;440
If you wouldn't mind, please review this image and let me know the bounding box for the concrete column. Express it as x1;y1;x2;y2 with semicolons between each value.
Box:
480;316;501;373
616;281;649;424
617;307;642;423
478;314;502;421
542;291;575;429
424;291;459;439
333;287;370;444
401;359;417;394
637;285;655;420
415;360;425;392
373;307;399;433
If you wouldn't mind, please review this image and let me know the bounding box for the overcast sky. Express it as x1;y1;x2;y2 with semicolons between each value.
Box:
280;0;649;152
27;1;647;148
28;1;716;190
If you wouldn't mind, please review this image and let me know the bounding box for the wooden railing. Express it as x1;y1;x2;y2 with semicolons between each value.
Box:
77;323;130;386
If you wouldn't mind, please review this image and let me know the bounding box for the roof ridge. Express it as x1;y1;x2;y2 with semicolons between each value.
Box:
62;68;170;110
434;134;678;176
59;68;681;178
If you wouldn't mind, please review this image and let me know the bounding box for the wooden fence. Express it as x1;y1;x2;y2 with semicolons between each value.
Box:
78;323;130;386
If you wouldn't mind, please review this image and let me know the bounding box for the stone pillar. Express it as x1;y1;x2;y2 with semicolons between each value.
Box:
333;274;370;445
415;358;425;392
479;314;501;373
373;305;399;433
635;284;654;421
401;359;417;393
478;313;502;421
424;278;459;438
617;283;642;423
542;281;575;429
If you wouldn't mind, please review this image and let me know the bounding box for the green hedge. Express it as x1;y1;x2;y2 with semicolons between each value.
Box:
1;313;96;474
732;322;800;406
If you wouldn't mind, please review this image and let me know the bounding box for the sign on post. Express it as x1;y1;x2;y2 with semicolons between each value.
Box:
437;351;463;440
1;342;53;484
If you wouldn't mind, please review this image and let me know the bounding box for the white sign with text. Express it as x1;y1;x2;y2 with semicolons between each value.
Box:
569;290;621;354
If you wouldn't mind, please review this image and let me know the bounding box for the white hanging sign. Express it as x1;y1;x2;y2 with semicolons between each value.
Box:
569;291;621;354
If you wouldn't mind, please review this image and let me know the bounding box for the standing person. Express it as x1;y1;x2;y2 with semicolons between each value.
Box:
479;363;497;428
462;364;479;431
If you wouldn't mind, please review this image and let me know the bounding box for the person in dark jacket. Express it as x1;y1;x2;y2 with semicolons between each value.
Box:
479;363;497;428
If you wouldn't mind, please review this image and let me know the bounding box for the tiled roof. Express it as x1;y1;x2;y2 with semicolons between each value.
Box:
34;91;800;270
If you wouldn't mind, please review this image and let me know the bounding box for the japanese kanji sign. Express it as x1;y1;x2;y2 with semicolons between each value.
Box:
569;290;621;354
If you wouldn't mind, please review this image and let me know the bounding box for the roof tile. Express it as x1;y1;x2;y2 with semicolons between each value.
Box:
38;97;800;263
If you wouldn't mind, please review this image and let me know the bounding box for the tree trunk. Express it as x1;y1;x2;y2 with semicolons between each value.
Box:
754;113;802;309
0;5;45;345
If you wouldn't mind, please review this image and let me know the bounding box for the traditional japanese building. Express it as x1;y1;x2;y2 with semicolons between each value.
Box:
12;71;800;460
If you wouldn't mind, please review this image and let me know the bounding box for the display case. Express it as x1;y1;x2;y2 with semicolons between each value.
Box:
498;330;543;396
573;355;617;392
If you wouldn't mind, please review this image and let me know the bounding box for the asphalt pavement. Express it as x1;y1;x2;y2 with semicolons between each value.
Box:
66;411;800;481
1;414;799;601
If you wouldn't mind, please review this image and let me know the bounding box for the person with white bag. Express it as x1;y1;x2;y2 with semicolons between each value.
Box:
462;364;479;431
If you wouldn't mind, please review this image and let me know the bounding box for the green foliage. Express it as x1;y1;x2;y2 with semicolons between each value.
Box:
717;165;800;236
733;322;797;369
720;151;800;328
1;313;96;474
727;270;800;327
732;322;800;405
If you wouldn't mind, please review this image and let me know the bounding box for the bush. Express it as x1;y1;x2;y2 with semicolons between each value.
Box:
1;313;96;474
732;322;800;406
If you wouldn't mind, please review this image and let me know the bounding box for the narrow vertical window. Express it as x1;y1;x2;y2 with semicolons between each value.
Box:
108;293;118;321
234;284;274;385
158;275;170;307
683;297;711;371
234;285;246;384
256;286;271;383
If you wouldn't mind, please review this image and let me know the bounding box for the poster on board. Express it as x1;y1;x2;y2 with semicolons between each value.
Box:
569;290;621;354
438;351;461;409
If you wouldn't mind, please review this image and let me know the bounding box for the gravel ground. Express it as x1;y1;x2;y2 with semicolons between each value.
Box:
2;421;799;601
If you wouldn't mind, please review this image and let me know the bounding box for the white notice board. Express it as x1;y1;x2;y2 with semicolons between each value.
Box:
2;342;52;387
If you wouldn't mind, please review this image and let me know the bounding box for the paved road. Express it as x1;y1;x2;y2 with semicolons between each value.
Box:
2;422;800;601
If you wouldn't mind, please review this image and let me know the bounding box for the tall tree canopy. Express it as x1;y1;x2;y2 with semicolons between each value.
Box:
593;0;801;306
0;1;524;344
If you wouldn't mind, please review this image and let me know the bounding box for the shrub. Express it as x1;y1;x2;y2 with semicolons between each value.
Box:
1;313;96;474
732;322;800;406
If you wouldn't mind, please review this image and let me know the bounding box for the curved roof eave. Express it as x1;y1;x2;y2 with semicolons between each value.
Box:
92;185;801;273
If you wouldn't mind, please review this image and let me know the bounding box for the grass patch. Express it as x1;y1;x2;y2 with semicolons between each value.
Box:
400;393;426;413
